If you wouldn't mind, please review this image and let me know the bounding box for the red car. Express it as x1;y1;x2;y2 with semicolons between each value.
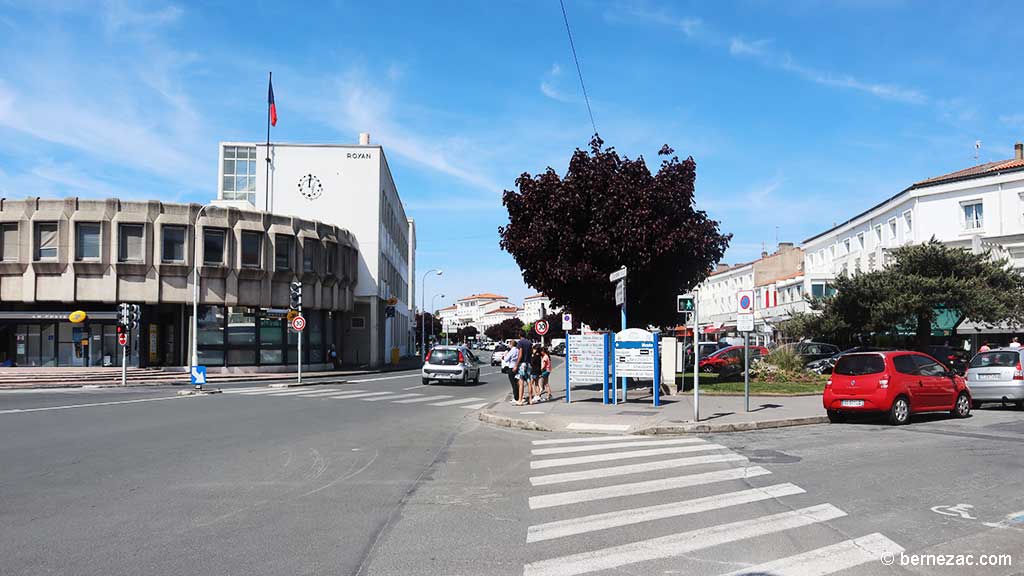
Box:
699;345;769;377
824;351;972;425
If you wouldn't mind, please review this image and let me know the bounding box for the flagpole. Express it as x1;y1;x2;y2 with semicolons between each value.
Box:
265;71;272;212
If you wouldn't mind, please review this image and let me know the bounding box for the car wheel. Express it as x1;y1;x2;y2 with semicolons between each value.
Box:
473;372;480;384
971;400;982;410
462;373;469;385
422;378;430;386
952;393;971;418
888;396;910;425
1017;400;1024;411
826;410;846;423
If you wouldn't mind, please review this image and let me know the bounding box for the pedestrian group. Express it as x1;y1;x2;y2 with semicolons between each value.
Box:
501;337;552;405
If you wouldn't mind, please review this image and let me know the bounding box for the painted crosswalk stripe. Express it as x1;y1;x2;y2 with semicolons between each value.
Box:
429;397;484;406
527;483;805;542
720;532;904;576
263;389;333;396
532;435;640;446
529;451;745;486
522;503;846;576
459;402;488;409
531;437;704;456
531;444;728;470
529;466;771;509
238;389;296;395
295;390;352;397
327;391;394;400
565;422;631;432
362;393;423;402
222;387;267;394
392;395;453;404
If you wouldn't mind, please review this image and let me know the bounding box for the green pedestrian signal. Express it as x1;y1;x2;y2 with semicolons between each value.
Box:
677;295;695;313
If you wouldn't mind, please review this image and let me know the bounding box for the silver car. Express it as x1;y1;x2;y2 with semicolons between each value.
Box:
422;345;480;385
965;348;1024;408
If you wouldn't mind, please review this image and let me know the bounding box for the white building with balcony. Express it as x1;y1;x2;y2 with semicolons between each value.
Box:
521;293;560;324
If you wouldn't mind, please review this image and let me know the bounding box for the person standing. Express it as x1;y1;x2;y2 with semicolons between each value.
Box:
502;345;520;403
529;346;544;404
1011;337;1021;349
979;341;992;353
328;344;340;370
514;336;534;406
539;346;553;401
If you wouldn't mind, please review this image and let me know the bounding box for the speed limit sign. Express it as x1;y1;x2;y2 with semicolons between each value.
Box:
535;320;549;336
291;315;306;332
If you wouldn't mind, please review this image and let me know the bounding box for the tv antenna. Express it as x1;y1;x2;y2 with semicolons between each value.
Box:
974;140;981;161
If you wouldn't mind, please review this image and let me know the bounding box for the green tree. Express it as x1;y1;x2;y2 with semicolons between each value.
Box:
485;318;524;342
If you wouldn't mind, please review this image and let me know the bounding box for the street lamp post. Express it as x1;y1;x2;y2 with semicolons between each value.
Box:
190;203;217;379
430;293;446;348
420;269;443;359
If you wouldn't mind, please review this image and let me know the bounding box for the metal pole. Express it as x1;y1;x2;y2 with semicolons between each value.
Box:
744;331;750;412
564;335;570;403
121;333;127;387
620;279;627;403
297;307;303;385
191;204;212;371
653;332;661;407
693;290;700;422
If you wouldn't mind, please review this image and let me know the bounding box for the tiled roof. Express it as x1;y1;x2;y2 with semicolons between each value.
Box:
458;293;509;301
912;158;1024;188
486;306;520;315
756;270;804;287
437;305;456;311
524;293;547;300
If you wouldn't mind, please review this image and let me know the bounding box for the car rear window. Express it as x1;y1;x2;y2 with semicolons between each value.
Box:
834;354;885;376
430;349;461;365
970;351;1019;368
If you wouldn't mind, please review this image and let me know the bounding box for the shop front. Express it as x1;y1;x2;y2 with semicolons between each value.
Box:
0;310;129;367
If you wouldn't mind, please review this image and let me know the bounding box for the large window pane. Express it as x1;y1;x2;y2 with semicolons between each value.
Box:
162;226;185;262
325;243;337;275
303;241;316;272
35;222;58;260
75;222;101;260
227;307;256;345
118;224;144;262
197;305;224;346
227;349;256;365
203;229;225;265
223;157;234;175
2;223;19;261
275;235;293;271
241;231;262;267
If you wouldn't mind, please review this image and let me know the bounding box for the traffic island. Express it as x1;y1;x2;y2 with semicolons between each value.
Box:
175;388;223;396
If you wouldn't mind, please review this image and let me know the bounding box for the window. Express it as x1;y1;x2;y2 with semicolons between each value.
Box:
241;231;262;268
962;201;983;230
856;232;865;251
834;354;884;376
162;225;185;263
903;210;913;236
75;222;101;260
222;145;257;204
893;355;918;375
325;243;337;275
873;225;882;245
912;355;946;376
203;228;226;265
35;222;58;261
117;224;144;262
1;223;18;261
351;316;366;329
888;218;898;241
868;252;877;271
829;245;836;258
303;240;317;273
843;238;850;254
275;235;293;271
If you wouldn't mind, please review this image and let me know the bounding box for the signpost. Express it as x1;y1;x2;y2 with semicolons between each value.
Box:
736;290;754;412
535;319;549;346
609;266;628;400
190;366;207;387
292;314;306;384
561;313;573;331
614;328;661;406
566;333;609;403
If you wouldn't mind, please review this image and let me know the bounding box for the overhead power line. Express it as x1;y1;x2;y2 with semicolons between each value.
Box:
559;0;597;135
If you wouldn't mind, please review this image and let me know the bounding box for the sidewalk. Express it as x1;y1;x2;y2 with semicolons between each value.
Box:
479;361;827;435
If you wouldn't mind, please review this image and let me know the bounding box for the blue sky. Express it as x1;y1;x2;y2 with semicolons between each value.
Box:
1;1;1022;310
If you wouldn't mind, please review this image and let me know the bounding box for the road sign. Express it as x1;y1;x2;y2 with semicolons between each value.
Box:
562;313;573;330
677;294;695;313
737;290;754;314
291;315;306;332
614;328;657;379
190;366;207;385
567;334;606;384
286;309;300;322
535;320;549;336
117;332;128;346
737;314;755;332
609;267;628;283
614;280;625;306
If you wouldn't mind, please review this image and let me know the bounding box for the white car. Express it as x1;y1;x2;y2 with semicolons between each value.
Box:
422;345;480;385
490;343;510;366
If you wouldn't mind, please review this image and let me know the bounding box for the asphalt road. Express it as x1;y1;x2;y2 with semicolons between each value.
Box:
1;358;1022;576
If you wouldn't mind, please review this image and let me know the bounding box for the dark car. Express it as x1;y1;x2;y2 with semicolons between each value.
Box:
550;342;566;356
928;345;969;375
699;345;770;378
783;341;841;364
805;346;890;374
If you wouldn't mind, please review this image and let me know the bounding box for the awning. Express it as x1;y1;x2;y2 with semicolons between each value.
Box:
956;319;1024;335
895;308;962;337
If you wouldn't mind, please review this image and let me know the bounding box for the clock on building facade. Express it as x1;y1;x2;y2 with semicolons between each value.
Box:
297;174;323;200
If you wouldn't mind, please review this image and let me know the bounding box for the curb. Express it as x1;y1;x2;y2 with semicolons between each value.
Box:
638;415;829;435
478;410;553;432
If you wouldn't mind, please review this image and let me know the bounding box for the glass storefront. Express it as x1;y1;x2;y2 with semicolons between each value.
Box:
9;322;126;367
193;305;325;367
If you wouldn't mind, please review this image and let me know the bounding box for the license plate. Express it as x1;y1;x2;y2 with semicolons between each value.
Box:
840;399;864;407
978;373;1000;381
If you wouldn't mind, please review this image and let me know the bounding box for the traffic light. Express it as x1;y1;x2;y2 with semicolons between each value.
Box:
289;281;303;310
677;294;695;313
129;304;141;330
117;303;130;329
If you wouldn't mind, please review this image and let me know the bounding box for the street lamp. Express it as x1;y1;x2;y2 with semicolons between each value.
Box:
430;293;446;348
190;203;217;376
420;269;443;359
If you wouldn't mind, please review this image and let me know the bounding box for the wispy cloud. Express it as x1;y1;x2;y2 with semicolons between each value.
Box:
539;62;576;103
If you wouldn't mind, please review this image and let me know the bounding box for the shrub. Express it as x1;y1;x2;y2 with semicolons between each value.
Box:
763;346;804;371
750;361;828;385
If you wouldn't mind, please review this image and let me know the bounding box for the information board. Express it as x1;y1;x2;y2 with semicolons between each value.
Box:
614;328;656;379
567;334;606;384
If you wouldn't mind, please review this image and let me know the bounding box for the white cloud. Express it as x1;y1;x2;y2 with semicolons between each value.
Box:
1000;113;1024;128
540;62;576;103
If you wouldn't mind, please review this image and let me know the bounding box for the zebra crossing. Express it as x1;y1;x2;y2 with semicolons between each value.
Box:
521;434;904;576
219;386;488;409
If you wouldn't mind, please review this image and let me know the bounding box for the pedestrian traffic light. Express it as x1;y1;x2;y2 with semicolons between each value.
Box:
677;294;695;313
289;281;302;310
117;303;130;329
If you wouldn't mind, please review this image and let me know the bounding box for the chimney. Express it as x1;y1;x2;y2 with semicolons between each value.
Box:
359;132;371;146
761;250;769;258
1015;142;1023;160
778;242;794;251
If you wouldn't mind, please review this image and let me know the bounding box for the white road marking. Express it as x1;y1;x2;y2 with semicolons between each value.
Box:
429;397;484;406
565;422;631;432
297;390;354;397
221;387;268;394
237;389;296;395
362;393;423;402
393;395;453;404
0;394;189;415
261;389;329;396
528;466;772;509
720;532;904;576
326;391;394;400
521;504;846;576
459;402;488;410
531;444;728;470
348;372;425;383
531;435;641;446
403;385;424;390
531;437;704;456
527;483;806;542
529;452;745;486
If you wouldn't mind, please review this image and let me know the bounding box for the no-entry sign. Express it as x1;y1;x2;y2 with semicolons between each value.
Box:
291;315;306;332
118;332;128;346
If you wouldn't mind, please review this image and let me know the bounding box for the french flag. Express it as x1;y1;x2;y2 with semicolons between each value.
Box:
268;75;278;127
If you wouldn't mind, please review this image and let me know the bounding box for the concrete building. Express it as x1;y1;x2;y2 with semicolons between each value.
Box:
0;197;357;368
520;293;560;324
215;133;413;367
